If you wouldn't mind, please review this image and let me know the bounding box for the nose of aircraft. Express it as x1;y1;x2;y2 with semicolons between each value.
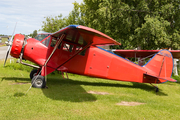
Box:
4;34;24;66
10;34;25;58
4;34;25;67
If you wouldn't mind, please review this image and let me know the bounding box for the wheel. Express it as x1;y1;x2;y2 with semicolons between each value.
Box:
31;75;46;88
30;69;41;79
30;69;38;79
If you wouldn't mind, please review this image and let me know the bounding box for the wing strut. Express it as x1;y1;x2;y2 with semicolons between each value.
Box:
44;34;65;66
56;42;93;70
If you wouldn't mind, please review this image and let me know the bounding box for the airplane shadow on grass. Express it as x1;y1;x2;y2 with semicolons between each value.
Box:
2;76;97;102
1;76;168;102
42;77;168;99
1;77;30;82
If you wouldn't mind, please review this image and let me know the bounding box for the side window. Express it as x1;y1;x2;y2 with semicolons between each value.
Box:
34;34;50;41
76;35;87;56
50;38;57;47
65;29;77;42
41;36;51;47
76;46;86;56
78;35;87;46
58;43;62;49
63;43;73;52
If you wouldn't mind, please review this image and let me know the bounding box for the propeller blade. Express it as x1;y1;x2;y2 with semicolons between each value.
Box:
4;49;10;67
3;22;17;67
10;22;17;41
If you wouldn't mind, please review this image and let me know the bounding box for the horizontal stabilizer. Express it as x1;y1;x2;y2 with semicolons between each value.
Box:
143;73;177;83
159;77;177;82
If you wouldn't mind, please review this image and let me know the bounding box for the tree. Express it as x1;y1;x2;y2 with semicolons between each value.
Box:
32;30;38;38
41;2;85;33
29;30;38;38
41;14;67;33
65;2;85;25
77;0;180;50
41;0;180;50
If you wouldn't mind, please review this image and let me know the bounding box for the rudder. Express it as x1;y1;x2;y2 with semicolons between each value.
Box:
144;50;176;83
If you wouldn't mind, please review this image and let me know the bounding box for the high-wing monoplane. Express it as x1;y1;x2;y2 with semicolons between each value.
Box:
4;25;177;92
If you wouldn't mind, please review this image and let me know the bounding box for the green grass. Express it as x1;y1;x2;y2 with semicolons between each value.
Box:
1;59;180;120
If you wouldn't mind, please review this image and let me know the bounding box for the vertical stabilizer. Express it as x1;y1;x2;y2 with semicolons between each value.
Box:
144;50;176;83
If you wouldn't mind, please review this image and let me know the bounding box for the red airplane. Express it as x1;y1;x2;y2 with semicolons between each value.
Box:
4;25;177;92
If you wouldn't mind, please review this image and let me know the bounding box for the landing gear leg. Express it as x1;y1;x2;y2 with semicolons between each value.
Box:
150;83;159;93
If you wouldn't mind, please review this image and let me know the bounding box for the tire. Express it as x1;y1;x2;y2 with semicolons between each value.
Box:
30;69;38;79
31;75;46;88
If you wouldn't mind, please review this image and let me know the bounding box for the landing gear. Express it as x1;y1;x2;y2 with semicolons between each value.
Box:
150;83;159;93
31;75;46;88
30;69;38;79
30;69;46;88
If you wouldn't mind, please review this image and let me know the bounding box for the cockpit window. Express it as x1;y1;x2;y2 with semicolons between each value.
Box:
78;35;87;45
41;36;51;47
34;34;51;41
65;29;77;42
50;38;57;47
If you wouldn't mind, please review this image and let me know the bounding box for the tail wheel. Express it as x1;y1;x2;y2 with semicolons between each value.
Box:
31;75;46;88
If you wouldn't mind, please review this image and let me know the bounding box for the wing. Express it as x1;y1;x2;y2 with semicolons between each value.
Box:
113;50;180;58
51;25;121;46
170;50;180;58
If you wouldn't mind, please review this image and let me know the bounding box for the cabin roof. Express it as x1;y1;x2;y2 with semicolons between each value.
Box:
51;25;121;46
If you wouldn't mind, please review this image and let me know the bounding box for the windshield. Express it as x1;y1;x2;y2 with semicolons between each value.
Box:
34;34;51;41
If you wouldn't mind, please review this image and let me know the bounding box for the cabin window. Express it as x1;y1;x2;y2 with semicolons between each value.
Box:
63;43;73;52
34;34;50;41
76;46;86;56
50;38;57;47
78;35;87;46
65;29;77;42
49;37;62;48
41;36;51;47
58;42;62;49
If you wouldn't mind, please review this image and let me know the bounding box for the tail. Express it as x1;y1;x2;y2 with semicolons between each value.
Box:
143;50;177;83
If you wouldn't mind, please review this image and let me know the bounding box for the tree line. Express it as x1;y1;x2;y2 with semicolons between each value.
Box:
41;0;180;50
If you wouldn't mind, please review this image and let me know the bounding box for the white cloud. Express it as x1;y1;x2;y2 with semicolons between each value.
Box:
0;0;83;35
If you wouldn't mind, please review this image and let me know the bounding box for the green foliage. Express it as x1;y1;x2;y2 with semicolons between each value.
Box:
3;59;35;72
132;16;171;49
41;14;67;33
41;0;180;50
41;2;85;33
85;0;180;49
28;30;38;38
32;30;38;38
65;2;85;26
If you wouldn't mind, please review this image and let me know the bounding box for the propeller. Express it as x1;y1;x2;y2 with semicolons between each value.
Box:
4;22;17;67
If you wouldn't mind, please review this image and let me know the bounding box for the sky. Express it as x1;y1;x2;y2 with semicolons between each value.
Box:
0;0;83;35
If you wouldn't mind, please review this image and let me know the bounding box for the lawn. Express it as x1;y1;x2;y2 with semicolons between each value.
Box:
0;59;180;120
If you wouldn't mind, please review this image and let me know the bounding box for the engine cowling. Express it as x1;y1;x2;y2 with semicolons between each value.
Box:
10;34;24;58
